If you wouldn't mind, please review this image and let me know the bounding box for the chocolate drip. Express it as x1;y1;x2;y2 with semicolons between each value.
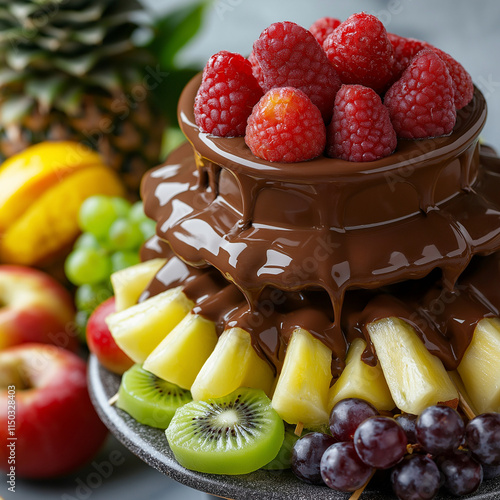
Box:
139;73;500;375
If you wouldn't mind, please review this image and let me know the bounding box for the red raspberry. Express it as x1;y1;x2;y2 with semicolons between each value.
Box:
252;21;341;122
384;49;456;139
194;51;263;137
245;87;326;163
323;12;395;94
309;16;341;46
248;50;265;89
388;33;473;110
327;84;397;162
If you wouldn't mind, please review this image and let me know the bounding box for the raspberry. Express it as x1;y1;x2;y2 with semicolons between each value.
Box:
309;16;341;46
194;51;263;137
245;87;326;163
384;49;456;139
388;33;473;110
248;50;265;89
327;84;397;162
252;21;341;121
323;12;395;94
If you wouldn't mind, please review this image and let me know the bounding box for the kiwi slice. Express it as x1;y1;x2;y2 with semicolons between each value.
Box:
165;387;285;474
117;364;192;429
261;424;299;470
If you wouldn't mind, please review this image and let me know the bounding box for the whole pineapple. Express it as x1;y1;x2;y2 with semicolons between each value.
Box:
0;0;165;194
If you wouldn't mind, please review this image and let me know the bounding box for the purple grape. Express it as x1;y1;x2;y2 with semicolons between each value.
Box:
415;405;464;455
320;442;373;492
354;416;408;469
329;397;379;442
395;413;418;444
291;432;336;485
391;455;441;500
436;449;483;496
465;412;500;465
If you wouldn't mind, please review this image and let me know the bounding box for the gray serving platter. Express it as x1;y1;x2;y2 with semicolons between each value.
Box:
88;355;500;500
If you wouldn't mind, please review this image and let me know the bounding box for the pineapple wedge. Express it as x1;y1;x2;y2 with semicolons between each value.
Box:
190;327;274;401
111;258;167;312
457;317;500;413
367;317;458;415
106;287;193;364
272;328;332;429
328;338;395;412
143;313;218;390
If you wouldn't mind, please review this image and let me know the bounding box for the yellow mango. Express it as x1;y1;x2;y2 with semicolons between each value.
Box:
0;141;103;230
0;164;124;265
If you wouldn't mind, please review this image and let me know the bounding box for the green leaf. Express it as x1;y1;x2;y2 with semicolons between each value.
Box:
148;1;208;70
0;95;34;124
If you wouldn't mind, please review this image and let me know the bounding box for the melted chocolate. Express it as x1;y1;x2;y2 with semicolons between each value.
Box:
139;73;500;373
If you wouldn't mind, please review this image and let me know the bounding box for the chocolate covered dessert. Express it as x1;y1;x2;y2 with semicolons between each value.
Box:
107;12;500;498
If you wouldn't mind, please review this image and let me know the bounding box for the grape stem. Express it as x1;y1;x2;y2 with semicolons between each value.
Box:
457;390;476;421
349;469;375;500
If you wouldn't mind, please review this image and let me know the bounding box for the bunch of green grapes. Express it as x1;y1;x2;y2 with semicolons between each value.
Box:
65;195;156;338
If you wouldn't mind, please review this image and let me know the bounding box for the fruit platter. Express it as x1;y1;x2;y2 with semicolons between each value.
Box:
2;4;500;500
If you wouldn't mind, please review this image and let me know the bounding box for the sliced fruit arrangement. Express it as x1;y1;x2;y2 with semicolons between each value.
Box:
0;141;125;266
194;12;474;163
65;194;157;338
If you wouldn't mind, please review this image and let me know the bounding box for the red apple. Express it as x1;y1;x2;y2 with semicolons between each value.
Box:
0;265;78;351
86;296;133;374
0;343;108;478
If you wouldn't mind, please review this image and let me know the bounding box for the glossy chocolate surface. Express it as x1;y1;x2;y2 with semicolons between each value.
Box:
141;73;500;372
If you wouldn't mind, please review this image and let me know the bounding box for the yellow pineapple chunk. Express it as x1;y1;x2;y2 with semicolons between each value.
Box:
190;327;274;401
106;287;193;364
143;313;218;390
458;317;500;413
367;317;458;415
272;328;332;429
111;258;167;312
328;338;395;412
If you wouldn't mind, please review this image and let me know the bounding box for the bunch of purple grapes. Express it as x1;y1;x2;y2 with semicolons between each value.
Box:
291;398;500;499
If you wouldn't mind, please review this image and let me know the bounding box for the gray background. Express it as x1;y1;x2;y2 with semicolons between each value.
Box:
6;1;500;499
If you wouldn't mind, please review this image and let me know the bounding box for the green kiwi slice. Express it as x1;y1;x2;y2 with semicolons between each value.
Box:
117;364;192;429
261;424;299;470
165;387;285;475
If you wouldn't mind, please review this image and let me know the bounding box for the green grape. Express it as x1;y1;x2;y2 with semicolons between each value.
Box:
110;197;132;218
74;232;101;250
111;250;140;273
65;247;111;286
108;218;143;250
78;195;119;238
75;282;113;312
139;218;157;241
129;200;148;223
